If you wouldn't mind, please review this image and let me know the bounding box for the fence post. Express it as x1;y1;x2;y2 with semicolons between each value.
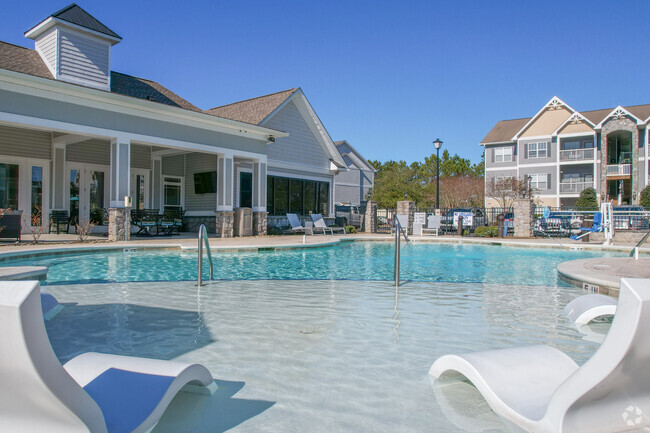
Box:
397;201;415;235
364;201;377;233
514;199;534;238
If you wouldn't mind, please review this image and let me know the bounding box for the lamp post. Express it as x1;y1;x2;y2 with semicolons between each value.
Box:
433;138;443;208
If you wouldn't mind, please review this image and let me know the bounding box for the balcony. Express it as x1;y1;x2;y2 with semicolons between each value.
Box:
606;164;631;177
559;181;591;194
559;148;594;162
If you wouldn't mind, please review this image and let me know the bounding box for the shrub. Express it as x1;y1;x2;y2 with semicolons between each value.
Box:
575;187;598;210
641;186;650;209
346;225;357;234
474;225;498;237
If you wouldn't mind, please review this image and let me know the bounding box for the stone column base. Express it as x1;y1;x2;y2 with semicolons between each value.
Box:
513;199;534;238
216;211;235;238
253;211;268;236
108;208;131;241
364;201;378;233
397;200;416;235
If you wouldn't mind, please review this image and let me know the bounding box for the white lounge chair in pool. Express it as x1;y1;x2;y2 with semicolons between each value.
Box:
285;213;313;235
564;293;617;325
0;280;216;433
311;213;345;235
41;290;64;320
429;278;650;433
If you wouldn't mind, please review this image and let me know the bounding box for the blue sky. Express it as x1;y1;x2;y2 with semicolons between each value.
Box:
3;1;650;165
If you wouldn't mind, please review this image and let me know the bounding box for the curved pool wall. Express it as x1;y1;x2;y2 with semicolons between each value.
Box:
3;241;623;286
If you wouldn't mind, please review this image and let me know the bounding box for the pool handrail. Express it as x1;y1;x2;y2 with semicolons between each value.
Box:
197;224;213;286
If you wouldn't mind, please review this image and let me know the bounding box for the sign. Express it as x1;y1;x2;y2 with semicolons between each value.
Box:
453;211;473;227
414;212;426;224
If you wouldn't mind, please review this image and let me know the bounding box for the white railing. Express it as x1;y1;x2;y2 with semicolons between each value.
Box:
559;148;594;161
606;164;631;176
559;181;591;194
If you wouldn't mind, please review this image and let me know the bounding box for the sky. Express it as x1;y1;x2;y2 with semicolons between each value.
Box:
3;0;650;165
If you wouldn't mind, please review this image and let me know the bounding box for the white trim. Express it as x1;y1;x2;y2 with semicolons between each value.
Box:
556;131;596;139
25;16;122;44
595;105;644;129
517;134;552;141
485;166;518;172
234;165;253;209
509;161;559;168
267;159;333;176
0;69;287;141
512;96;577;140
162;175;184;211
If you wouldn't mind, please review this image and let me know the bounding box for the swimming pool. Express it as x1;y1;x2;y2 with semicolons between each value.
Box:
6;242;622;286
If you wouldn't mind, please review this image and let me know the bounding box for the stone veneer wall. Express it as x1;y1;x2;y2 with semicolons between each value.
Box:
253;212;268;236
184;216;216;233
513;198;534;238
216;211;234;238
599;116;639;204
363;201;377;233
108;208;130;241
396;200;415;235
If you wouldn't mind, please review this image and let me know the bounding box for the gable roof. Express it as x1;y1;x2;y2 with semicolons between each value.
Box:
480;118;529;145
0;40;200;111
334;140;375;172
512;96;577;140
205;88;298;126
27;3;121;40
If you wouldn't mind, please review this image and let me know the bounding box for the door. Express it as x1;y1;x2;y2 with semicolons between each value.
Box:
239;171;252;208
131;169;150;210
67;164;109;225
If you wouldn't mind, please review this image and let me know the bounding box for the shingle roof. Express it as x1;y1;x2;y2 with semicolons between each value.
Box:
480;118;529;144
205;88;298;125
0;40;199;111
46;3;121;39
483;102;650;144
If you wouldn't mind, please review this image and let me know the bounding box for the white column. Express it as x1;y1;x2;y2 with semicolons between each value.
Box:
51;139;66;210
217;153;234;211
151;156;162;210
110;137;131;207
252;157;267;212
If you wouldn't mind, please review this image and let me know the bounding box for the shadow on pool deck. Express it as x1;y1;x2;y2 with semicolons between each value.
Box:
45;303;215;363
153;379;275;433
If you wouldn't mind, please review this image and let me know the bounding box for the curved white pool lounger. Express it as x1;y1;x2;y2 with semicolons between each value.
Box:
40;290;64;320
0;280;216;433
563;293;617;325
429;278;650;433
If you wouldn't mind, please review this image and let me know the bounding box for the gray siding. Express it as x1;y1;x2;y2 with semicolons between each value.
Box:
334;168;374;205
66;139;109;165
34;29;57;76
264;100;329;169
0;125;51;159
184;152;217;211
519;166;557;194
162;155;184;176
518;137;557;164
485;143;517;168
130;144;151;169
58;29;110;88
0;90;268;155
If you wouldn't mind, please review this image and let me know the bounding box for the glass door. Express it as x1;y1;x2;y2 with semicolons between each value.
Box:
239;171;252;208
69;167;81;226
130;169;150;210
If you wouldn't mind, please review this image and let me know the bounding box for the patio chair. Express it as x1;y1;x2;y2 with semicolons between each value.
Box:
40;290;63;320
429;278;650;433
422;215;442;236
48;210;70;235
284;213;313;235
564;293;617;325
570;212;603;240
311;213;345;235
0;280;216;433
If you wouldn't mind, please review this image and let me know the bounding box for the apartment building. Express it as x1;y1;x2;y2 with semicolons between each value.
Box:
482;97;650;208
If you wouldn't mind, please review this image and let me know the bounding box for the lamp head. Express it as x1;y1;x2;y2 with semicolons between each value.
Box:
433;138;443;150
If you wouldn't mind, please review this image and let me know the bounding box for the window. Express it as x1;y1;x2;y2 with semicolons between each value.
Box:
163;176;183;211
528;142;548;158
31;166;43;225
266;175;330;216
239;172;252;208
494;147;512;163
529;173;548;190
134;174;145;210
0;163;19;210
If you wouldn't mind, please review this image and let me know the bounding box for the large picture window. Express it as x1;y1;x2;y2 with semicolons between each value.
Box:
0;163;19;210
267;176;329;216
163;176;183;212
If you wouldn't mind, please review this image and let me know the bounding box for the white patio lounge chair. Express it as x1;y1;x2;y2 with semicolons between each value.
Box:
41;290;64;320
311;213;345;235
429;278;650;433
284;213;313;235
0;280;216;433
564;293;617;325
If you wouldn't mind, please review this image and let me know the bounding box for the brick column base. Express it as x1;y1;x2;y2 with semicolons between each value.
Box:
108;208;131;241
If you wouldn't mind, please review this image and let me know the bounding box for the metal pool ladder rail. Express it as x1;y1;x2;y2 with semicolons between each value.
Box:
394;217;409;287
197;224;214;286
630;229;650;260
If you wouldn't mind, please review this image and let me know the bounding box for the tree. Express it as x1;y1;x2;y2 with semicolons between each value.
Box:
369;160;423;208
435;176;485;208
486;177;530;208
640;186;650;209
575;187;598;210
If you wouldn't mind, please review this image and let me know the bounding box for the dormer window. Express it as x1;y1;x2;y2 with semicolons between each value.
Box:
24;4;121;91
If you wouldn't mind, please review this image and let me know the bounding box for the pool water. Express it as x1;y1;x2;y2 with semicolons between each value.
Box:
44;279;608;432
7;242;622;286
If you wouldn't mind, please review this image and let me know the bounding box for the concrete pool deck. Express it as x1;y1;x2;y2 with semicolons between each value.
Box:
558;257;650;297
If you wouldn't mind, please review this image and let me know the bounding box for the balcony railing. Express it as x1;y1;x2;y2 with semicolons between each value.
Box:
559;181;592;194
559;148;594;161
606;164;631;176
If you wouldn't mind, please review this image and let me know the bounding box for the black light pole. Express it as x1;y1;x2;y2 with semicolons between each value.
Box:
433;138;443;208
